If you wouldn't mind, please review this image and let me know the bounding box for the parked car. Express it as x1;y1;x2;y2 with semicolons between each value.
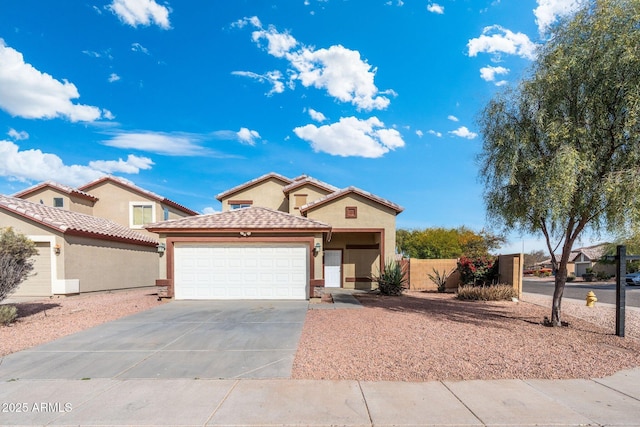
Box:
626;272;640;286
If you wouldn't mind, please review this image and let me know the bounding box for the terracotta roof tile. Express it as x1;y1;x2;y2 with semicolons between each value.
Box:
300;186;404;214
147;206;331;231
282;176;339;194
13;181;98;202
215;172;292;201
0;195;157;246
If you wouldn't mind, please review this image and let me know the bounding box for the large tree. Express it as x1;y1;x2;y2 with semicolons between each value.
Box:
397;227;504;259
478;0;640;326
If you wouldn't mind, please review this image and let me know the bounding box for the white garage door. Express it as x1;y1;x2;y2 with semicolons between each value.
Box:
174;243;308;300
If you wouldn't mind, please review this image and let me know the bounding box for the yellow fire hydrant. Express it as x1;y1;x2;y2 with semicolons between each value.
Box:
586;291;598;307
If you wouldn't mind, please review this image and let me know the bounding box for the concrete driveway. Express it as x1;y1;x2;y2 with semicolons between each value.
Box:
0;300;308;380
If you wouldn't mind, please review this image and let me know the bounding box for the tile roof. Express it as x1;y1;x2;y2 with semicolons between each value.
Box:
215;172;293;201
573;243;609;261
282;176;339;194
13;181;98;202
78;176;199;215
146;206;331;231
0;195;157;246
299;186;404;214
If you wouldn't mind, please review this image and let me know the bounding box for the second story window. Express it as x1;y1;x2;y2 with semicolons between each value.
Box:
130;202;155;228
53;197;64;208
163;207;170;220
229;200;252;210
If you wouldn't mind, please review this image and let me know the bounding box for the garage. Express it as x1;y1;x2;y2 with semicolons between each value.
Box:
174;243;309;300
13;241;52;297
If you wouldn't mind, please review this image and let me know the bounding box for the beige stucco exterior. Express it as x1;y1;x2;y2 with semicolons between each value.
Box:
219;177;290;212
19;187;94;215
64;235;158;293
287;184;333;215
1;209;158;297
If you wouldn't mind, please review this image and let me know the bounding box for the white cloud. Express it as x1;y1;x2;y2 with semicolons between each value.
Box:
428;130;442;137
294;116;405;158
534;0;583;34
415;130;424;138
89;154;154;174
427;3;444;14
449;126;478;139
468;25;538;60
479;65;510;82
131;42;150;55
495;80;508;86
236;128;261;145
108;73;121;83
202;207;218;214
231;70;284;95
0;140;150;186
7;129;29;140
239;18;391;111
447;115;459;122
308;108;326;122
108;0;171;29
0;40;105;122
103;131;209;156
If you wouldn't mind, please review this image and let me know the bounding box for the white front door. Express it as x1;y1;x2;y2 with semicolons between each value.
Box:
324;250;342;288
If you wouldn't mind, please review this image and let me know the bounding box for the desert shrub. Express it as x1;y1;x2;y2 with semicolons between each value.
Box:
566;274;575;282
595;270;611;280
373;259;407;296
456;284;518;301
426;267;456;293
457;256;499;286
0;228;38;303
0;305;17;325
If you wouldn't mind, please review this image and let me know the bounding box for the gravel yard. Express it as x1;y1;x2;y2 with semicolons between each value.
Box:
291;291;640;382
2;288;639;382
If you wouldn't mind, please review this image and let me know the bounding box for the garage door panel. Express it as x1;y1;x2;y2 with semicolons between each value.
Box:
174;243;308;300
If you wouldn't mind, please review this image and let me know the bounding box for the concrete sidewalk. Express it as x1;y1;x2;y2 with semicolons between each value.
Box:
2;367;639;426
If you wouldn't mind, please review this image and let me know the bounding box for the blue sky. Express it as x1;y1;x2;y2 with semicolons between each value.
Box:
0;0;591;254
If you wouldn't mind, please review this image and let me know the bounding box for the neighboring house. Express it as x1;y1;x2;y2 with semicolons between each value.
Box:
538;243;614;277
6;176;198;297
15;176;199;239
147;173;404;300
0;195;159;297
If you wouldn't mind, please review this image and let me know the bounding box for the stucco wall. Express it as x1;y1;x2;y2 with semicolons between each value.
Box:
64;235;158;292
220;177;289;212
305;193;397;264
408;259;460;291
287;184;331;215
18;188;94;215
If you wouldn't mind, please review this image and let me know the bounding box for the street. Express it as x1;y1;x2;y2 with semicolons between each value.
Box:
523;279;640;308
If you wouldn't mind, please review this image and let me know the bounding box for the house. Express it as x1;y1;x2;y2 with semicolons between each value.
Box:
6;176;198;297
538;243;614;278
15;176;199;239
0;195;159;297
146;173;404;300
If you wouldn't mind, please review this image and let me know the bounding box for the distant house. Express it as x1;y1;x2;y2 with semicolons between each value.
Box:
5;176;198;297
147;173;403;300
538;243;614;278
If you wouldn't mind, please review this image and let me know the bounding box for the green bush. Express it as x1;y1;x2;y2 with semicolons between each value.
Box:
566;274;575;282
457;256;498;286
0;227;38;303
456;284;518;301
595;270;611;280
0;305;17;326
373;260;407;296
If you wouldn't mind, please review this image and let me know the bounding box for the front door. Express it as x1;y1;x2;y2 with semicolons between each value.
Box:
324;250;342;288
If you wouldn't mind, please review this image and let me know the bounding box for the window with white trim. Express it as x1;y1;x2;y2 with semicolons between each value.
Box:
129;202;155;228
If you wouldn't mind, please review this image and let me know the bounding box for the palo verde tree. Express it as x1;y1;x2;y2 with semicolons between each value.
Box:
478;0;640;326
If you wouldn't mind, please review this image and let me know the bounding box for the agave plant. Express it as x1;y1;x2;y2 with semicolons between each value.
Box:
372;259;407;296
427;267;456;293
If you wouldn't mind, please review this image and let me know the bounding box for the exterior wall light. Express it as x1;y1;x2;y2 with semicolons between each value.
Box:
314;242;321;255
157;243;166;253
54;244;61;255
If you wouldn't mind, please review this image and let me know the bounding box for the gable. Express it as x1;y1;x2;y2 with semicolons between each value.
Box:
218;177;290;212
303;192;398;229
